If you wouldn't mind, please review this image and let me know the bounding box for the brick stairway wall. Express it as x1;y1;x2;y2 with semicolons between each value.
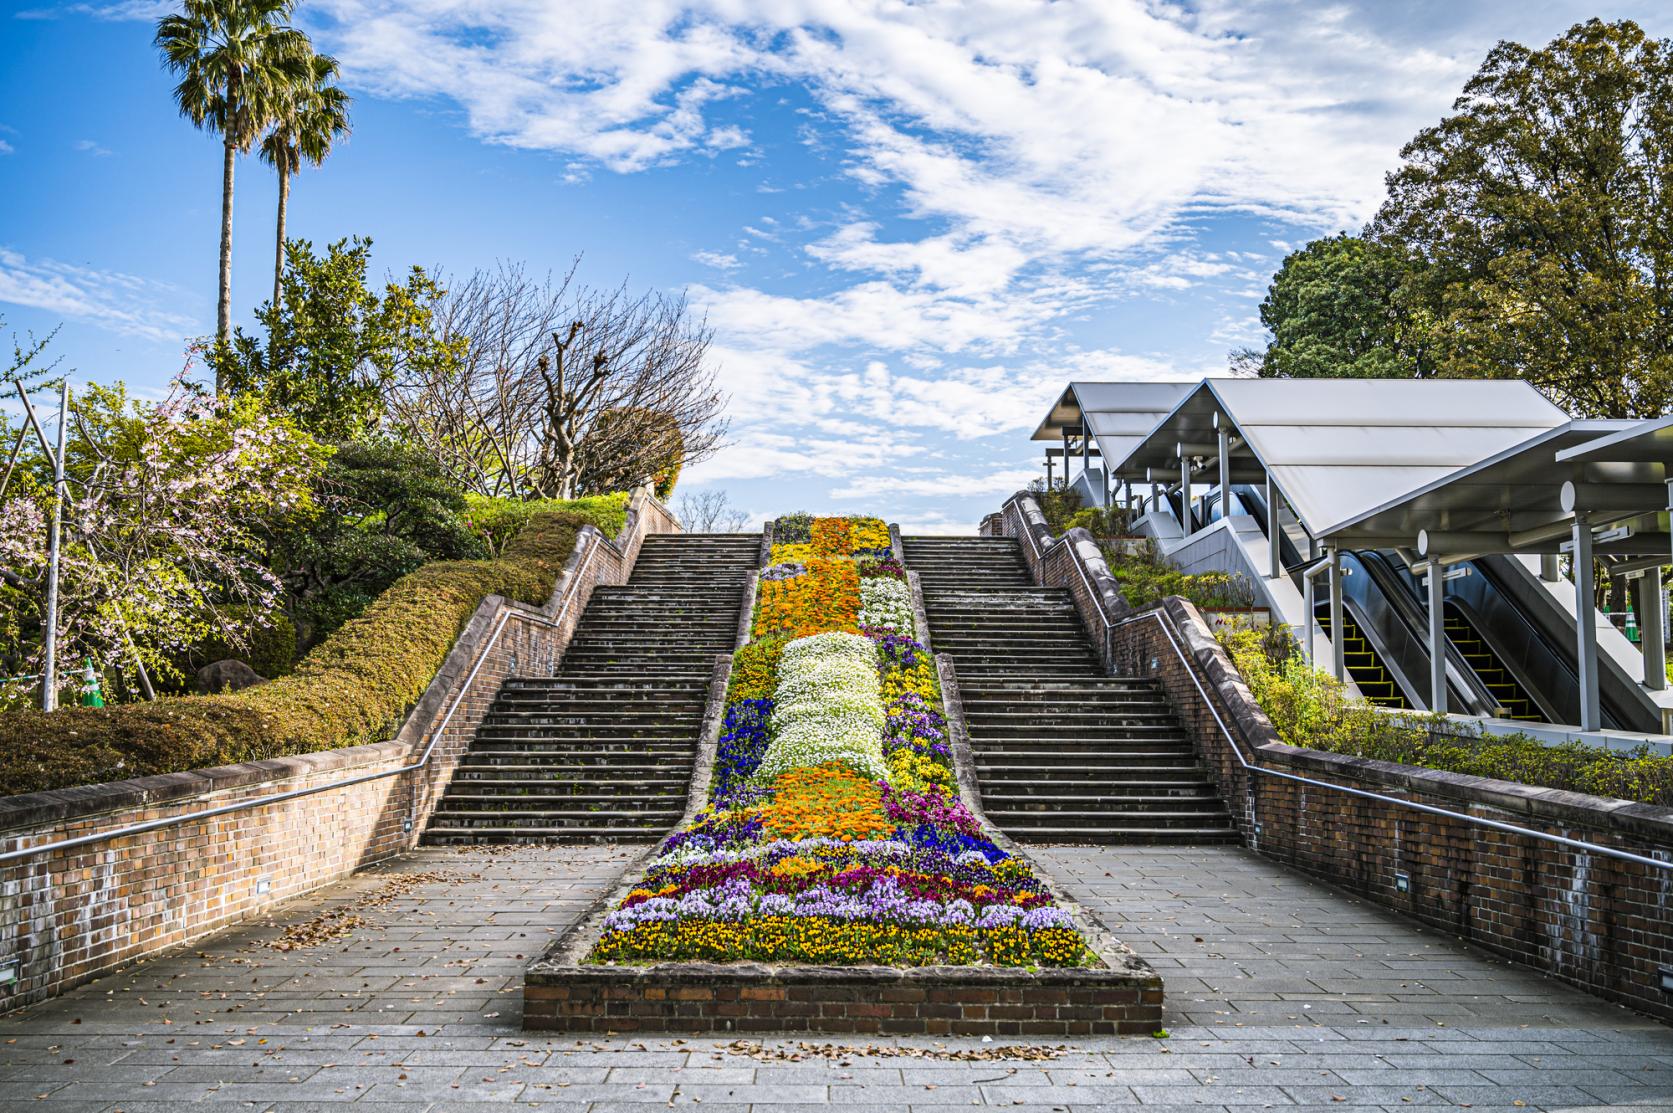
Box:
985;489;1673;1022
0;488;678;1011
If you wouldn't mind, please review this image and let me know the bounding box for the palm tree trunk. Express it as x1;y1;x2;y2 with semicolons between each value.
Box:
273;167;289;309
217;133;236;385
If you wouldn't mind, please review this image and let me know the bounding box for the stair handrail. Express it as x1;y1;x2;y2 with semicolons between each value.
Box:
995;490;1673;871
0;493;640;865
1120;603;1673;872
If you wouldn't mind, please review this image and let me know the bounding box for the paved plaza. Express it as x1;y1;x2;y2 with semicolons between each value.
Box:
0;843;1668;1112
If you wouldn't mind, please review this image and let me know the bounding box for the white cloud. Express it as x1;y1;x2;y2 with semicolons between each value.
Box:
0;249;196;343
74;139;112;157
692;250;740;270
0;140;12;156
16;1;173;18
309;0;1666;517
830;468;1038;500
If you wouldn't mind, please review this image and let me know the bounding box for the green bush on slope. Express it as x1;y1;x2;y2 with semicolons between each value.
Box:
1219;627;1673;808
0;504;617;798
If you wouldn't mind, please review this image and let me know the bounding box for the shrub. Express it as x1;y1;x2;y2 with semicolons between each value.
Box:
0;505;619;798
1066;505;1133;536
771;512;814;544
1103;538;1256;610
1027;479;1082;535
463;493;630;557
186;608;299;681
1219;628;1673;807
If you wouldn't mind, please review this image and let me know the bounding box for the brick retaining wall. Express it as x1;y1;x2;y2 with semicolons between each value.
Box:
988;491;1673;1023
0;489;679;1010
524;962;1164;1036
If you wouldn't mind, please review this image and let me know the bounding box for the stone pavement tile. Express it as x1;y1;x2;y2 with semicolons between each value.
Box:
0;1104;120;1113
1279;1084;1452;1104
1430;1084;1619;1107
425;1105;593;1113
1567;1083;1673;1103
982;1082;1140;1104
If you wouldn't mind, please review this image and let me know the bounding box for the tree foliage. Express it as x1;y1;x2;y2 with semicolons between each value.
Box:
1242;19;1673;418
268;438;485;647
0;379;327;701
1236;234;1428;380
213;237;464;440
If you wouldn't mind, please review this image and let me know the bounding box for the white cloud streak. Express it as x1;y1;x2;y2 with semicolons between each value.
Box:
0;249;197;343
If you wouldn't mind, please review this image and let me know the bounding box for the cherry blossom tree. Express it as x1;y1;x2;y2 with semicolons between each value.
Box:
0;374;327;703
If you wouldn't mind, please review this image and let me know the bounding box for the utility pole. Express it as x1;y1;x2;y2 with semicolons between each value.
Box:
42;380;68;711
13;380;70;711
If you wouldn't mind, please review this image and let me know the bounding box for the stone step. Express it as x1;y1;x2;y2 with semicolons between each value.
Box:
1003;826;1242;845
421;827;667;845
426;809;682;826
434;792;687;810
980;780;1219;799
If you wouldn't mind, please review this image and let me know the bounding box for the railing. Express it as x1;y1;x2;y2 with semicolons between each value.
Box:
0;522;617;866
999;490;1673;873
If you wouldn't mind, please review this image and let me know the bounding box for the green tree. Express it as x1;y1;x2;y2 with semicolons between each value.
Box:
156;0;312;363
268;439;485;647
1372;18;1673;417
260;51;351;309
214;237;466;440
1236;234;1429;379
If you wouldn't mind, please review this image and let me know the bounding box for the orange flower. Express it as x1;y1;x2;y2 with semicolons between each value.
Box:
762;764;893;840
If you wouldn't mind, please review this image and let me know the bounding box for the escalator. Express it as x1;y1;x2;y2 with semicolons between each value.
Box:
1313;605;1407;708
1231;484;1656;730
1443;604;1544;722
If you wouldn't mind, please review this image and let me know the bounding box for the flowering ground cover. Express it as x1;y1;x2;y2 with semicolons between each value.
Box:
587;514;1093;969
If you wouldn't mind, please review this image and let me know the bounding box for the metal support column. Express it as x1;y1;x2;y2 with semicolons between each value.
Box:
1427;559;1447;714
1061;429;1071;487
1641;567;1666;691
1540;554;1561;582
1572;512;1601;731
1265;476;1281;579
1179;451;1193;534
1328;547;1345;683
1303;566;1316;668
1217;423;1231;520
1081;428;1091;500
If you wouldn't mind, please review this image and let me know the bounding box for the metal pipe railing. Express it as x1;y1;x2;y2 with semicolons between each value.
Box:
1005;493;1672;872
1117;607;1673;872
0;528;610;866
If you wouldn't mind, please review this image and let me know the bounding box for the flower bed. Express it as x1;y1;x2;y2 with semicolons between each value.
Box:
585;514;1094;971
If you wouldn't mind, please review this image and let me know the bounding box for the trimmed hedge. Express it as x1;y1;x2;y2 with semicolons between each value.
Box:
0;506;613;799
1220;628;1673;808
464;493;629;557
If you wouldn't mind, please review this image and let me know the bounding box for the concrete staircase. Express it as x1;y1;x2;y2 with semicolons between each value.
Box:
423;532;758;844
903;536;1236;845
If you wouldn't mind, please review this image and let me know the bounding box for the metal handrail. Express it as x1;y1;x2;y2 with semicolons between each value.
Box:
1115;607;1673;872
0;529;611;866
1006;495;1672;872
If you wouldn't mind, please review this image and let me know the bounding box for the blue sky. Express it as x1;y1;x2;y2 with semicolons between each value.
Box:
2;1;1668;531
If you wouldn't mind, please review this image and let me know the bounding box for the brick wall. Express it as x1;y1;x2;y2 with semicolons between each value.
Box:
524;963;1164;1036
986;490;1673;1022
1109;599;1673;1022
0;489;680;1010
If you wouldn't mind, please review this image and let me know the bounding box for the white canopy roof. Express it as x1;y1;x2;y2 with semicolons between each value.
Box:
1110;378;1569;536
1031;381;1196;469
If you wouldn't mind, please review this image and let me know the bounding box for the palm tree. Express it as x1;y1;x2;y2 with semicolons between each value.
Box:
261;51;351;309
155;0;310;381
